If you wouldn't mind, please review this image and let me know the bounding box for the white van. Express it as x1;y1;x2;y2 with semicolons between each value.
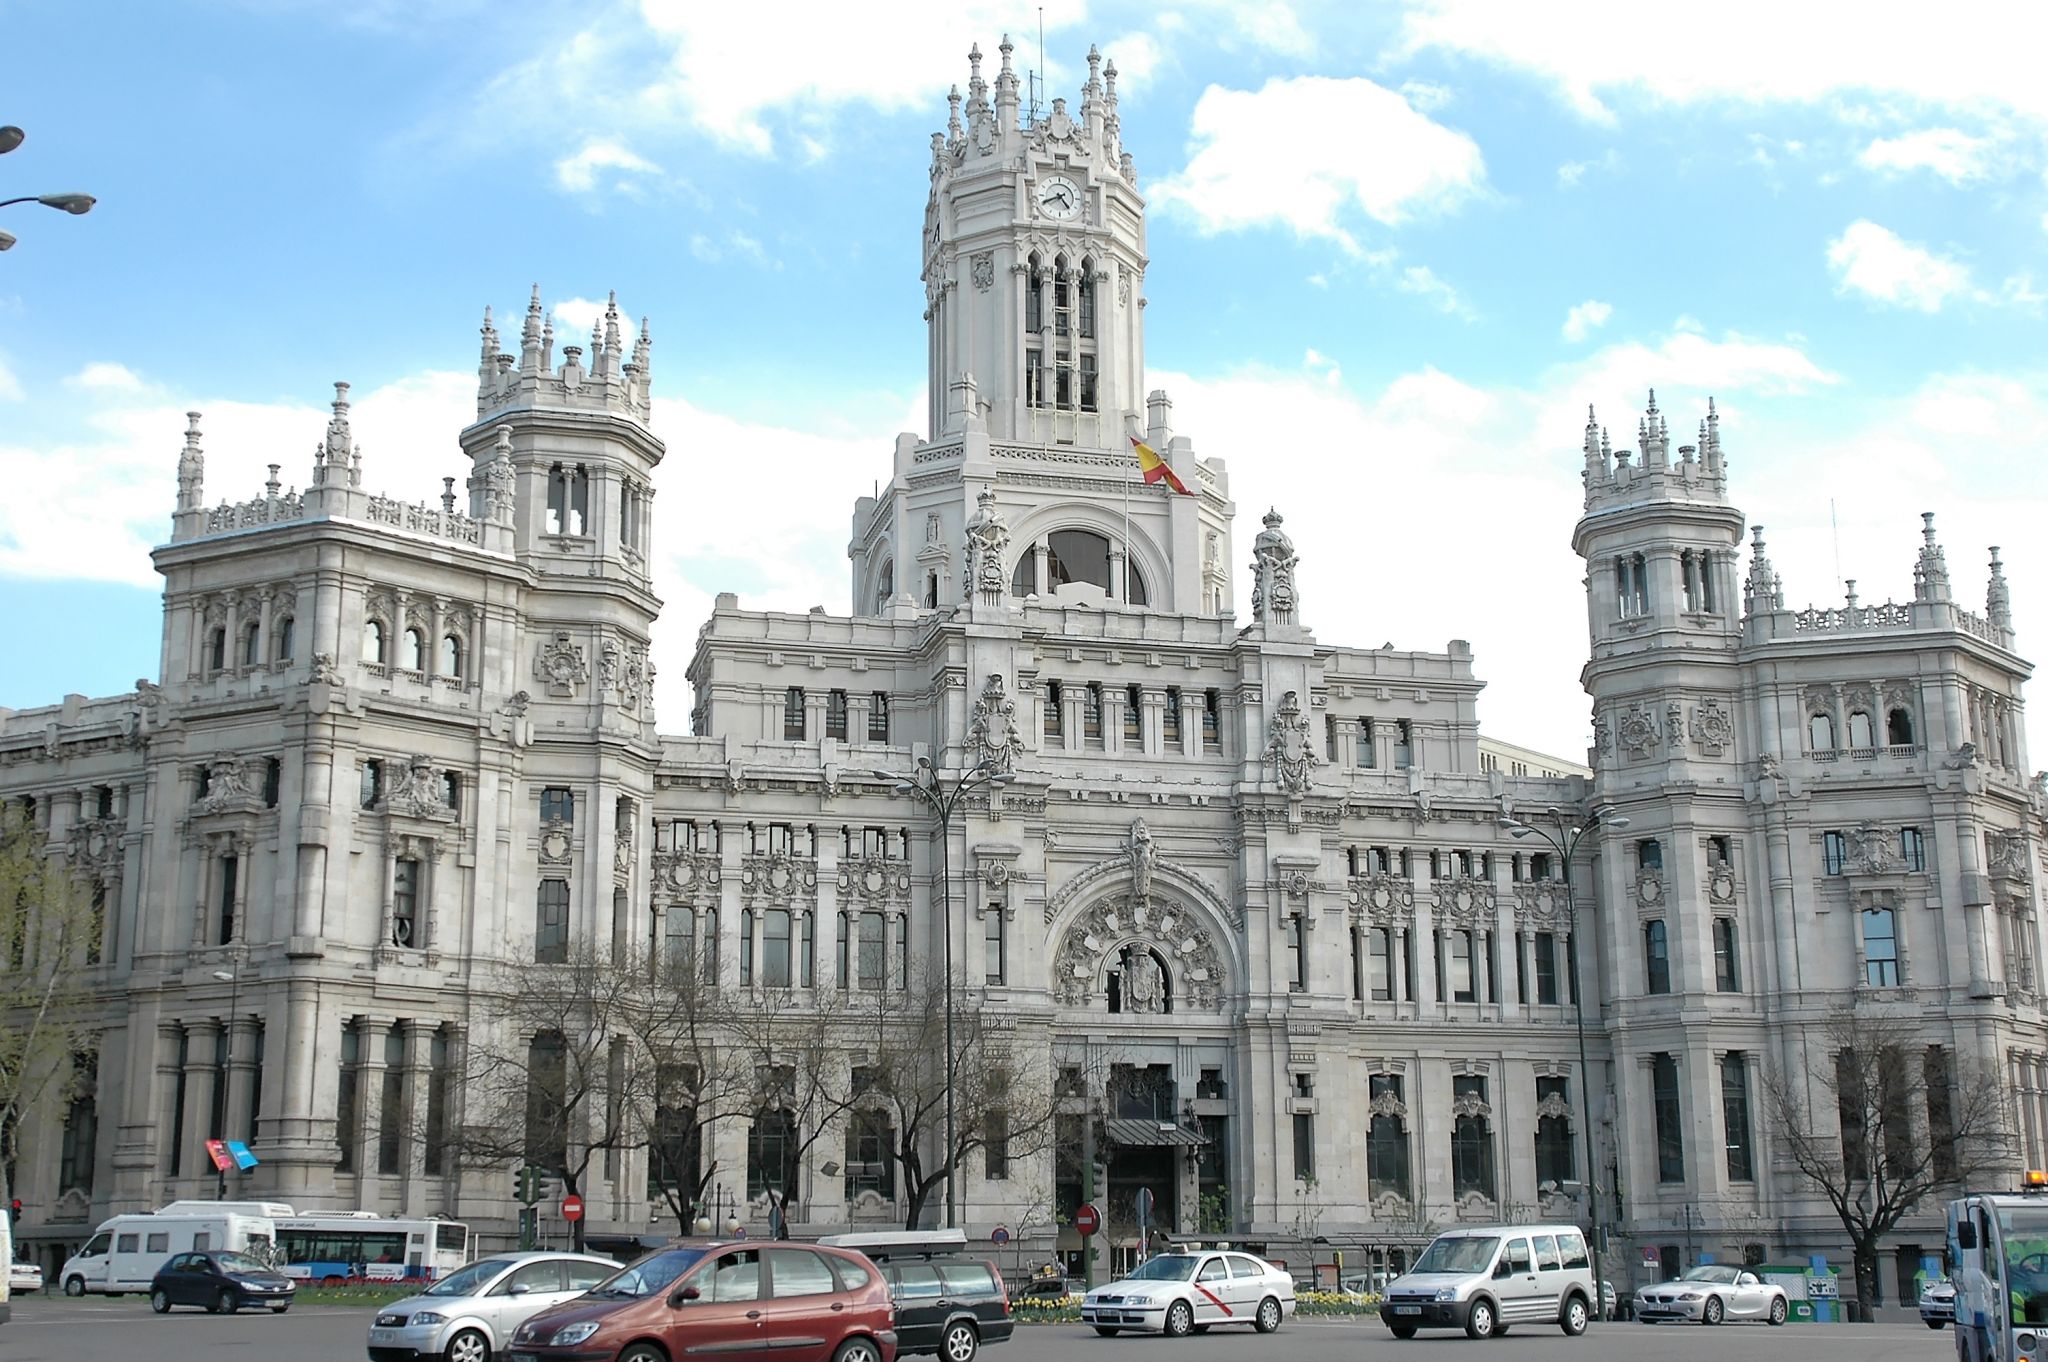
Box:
1;1193;12;1324
59;1212;278;1297
1382;1223;1597;1340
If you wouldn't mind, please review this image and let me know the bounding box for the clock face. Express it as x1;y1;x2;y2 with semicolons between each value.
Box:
1036;174;1082;221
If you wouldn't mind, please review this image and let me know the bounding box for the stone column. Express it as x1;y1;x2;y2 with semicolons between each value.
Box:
224;1012;261;1149
179;1019;223;1194
1033;542;1049;596
1141;689;1167;758
401;1020;434;1214
1103;686;1126;754
356;1017;393;1189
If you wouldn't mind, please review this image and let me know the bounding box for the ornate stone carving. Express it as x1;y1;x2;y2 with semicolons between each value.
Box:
194;760;258;816
962;489;1011;607
599;638;622;691
308;653;344;685
501;690;531;718
539;822;573;866
979;857;1017;916
614;824;634;883
1450;1087;1493;1120
1126;818;1156;908
653;850;723;902
1988;828;2031;881
1043;835;1241;929
1248;509;1298;625
837;857;913;906
383;756;453;821
1122;948;1166;1012
1848;821;1903;875
535;630;588;697
741;853;818;904
1634;870;1665;908
1707;864;1738;905
1116;266;1132;308
967;672;1024;774
1263;690;1319;794
1367;1088;1409;1120
1050;895;1226;1012
1513;881;1569;928
1434;875;1495;924
970;251;994;291
1617;705;1660;756
1689;698;1734;757
1349;874;1416;926
1535;1090;1574;1123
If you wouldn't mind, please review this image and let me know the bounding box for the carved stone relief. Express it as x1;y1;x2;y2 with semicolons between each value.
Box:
1263;690;1319;794
535;631;588;697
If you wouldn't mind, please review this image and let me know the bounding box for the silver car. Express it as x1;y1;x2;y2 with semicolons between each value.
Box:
1634;1264;1788;1325
364;1252;618;1362
1081;1251;1296;1337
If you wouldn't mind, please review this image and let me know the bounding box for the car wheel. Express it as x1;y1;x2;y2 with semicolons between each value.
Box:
447;1327;491;1362
270;1304;289;1315
1928;1318;1947;1330
1255;1295;1283;1334
1093;1326;1121;1336
942;1320;978;1362
1561;1294;1589;1336
1465;1297;1497;1340
215;1288;240;1314
64;1277;85;1297
150;1289;171;1314
831;1340;883;1362
1768;1296;1788;1327
1163;1300;1194;1337
619;1347;666;1362
1702;1294;1724;1326
1389;1323;1417;1340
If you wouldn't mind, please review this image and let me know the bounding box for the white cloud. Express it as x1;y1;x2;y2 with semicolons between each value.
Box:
0;356;21;403
1398;2;2048;125
1150;76;1487;250
551;296;608;337
687;230;775;268
552;138;662;195
1395;264;1473;317
66;362;148;393
1826;220;1973;311
1858;127;2004;184
1556;148;1621;188
1561;300;1613;342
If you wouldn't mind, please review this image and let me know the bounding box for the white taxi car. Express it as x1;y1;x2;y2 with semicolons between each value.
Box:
1081;1251;1296;1338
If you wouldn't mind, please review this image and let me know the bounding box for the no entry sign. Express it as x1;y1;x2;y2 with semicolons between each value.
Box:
561;1193;585;1222
1073;1203;1101;1237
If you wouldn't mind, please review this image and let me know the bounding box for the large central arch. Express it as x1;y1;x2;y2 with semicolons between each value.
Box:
1047;881;1241;1014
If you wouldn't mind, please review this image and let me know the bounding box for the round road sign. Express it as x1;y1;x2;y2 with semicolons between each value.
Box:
561;1193;585;1222
1073;1203;1101;1237
991;1226;1011;1246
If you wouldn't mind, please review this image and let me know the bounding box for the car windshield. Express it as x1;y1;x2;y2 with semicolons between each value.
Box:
1412;1236;1499;1275
425;1259;510;1297
1680;1265;1740;1285
1124;1255;1200;1282
216;1252;270;1275
591;1249;709;1298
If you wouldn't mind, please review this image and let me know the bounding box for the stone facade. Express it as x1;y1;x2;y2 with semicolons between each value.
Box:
2;43;2043;1299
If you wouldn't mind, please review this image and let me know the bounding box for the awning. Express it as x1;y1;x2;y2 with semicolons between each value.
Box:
1102;1118;1209;1148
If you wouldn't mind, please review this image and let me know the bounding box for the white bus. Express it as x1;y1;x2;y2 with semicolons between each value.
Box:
59;1212;279;1296
273;1213;471;1285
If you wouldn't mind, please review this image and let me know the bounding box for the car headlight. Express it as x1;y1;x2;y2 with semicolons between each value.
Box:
1122;1294;1152;1306
411;1312;446;1325
1434;1288;1458;1302
551;1322;601;1346
1679;1292;1700;1301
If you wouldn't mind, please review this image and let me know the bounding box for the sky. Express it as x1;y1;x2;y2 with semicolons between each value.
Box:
5;0;2048;762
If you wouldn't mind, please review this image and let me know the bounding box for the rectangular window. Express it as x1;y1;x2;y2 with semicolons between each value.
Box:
1533;932;1559;1005
1823;830;1848;875
783;687;807;740
1393;720;1413;769
1291;1112;1314;1181
1862;905;1901;985
1926;1045;1957;1182
985;1109;1010;1179
1713;917;1740;991
1045;681;1063;739
540;786;573;824
1637;838;1663;872
1644;919;1671;994
1358;718;1376;767
1203;690;1221;751
763;908;792;987
856;913;885;990
336;1022;360;1171
376;1027;405;1174
392;858;420;947
868;692;890;742
1024;348;1042;406
1450;1074;1495;1198
1721;1052;1755;1182
1084;683;1103;741
1164;688;1182;745
984;910;1005;985
1534;1075;1576;1185
1901;827;1927;873
1652;1053;1685;1183
1079;353;1098;412
1368;927;1393;1001
825;689;849;740
1450;929;1476;1003
217;855;239;946
1366;1075;1409;1199
536;879;570;963
360;759;383;809
423;1029;450;1176
1124;685;1142;744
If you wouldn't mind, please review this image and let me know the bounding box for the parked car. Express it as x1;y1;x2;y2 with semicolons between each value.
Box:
1634;1265;1789;1325
1079;1250;1296;1337
149;1250;295;1314
1381;1224;1597;1340
506;1241;897;1362
366;1252;619;1362
1920;1277;1957;1329
818;1230;1015;1362
8;1261;42;1294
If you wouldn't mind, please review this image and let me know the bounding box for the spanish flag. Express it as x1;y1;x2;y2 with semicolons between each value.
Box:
1130;435;1194;496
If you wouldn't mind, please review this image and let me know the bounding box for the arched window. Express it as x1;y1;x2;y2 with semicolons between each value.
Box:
1887;707;1915;746
546;462;591;536
401;627;425;672
441;634;464;679
874;560;894;613
1846;711;1874;748
240;623;261;668
363;618;387;665
1010;552;1034;597
1809;713;1835;751
207;626;227;673
274;616;295;662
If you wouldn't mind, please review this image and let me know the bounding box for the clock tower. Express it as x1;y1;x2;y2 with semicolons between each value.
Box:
922;38;1149;448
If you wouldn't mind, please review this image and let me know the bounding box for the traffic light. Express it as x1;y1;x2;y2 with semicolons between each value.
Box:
514;1165;536;1205
8;1198;19;1224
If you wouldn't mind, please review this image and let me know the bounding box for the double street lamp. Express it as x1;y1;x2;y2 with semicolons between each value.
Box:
0;126;96;251
872;755;1014;1229
1497;803;1629;1320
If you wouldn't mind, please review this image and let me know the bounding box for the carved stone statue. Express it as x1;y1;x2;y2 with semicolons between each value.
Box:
967;672;1025;774
961;488;1011;607
1123;948;1165;1013
1249;508;1299;624
194;760;255;815
1263;690;1319;794
535;630;588;696
384;755;453;820
1126;818;1157;908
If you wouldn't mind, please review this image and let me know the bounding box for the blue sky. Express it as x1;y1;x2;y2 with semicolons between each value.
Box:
5;1;2048;759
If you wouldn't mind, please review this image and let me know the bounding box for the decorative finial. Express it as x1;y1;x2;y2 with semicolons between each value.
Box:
1645;387;1658;416
999;33;1013;72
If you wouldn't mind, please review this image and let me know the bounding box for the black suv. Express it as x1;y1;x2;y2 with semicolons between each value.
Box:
819;1232;1015;1362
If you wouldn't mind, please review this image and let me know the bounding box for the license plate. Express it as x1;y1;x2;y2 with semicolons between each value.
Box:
1393;1305;1421;1315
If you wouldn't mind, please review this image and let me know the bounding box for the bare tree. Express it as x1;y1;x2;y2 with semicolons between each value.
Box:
0;806;95;1232
1763;1012;2010;1305
638;956;752;1235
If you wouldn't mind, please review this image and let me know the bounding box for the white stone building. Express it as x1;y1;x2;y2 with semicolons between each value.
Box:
3;41;2043;1302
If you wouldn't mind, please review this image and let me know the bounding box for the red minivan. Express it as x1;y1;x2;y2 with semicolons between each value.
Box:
504;1240;896;1362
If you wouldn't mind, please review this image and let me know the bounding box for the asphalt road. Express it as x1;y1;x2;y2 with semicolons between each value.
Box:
0;1293;1953;1362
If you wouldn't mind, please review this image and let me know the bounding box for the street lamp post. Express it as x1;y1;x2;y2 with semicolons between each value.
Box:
872;755;1015;1229
0;126;96;251
209;962;244;1201
1497;803;1629;1324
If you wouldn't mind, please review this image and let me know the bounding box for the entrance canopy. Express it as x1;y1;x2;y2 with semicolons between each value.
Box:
1102;1118;1208;1148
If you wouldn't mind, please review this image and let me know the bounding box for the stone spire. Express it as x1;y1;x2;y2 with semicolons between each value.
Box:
176;411;205;512
965;42;988;116
1913;512;1951;602
477;304;498;388
630;315;652;404
1744;525;1781;614
946;83;962;144
1581;403;1608;486
520;283;545;374
1249;508;1301;628
1988;546;2013;631
1637;388;1669;467
313;382;353;487
995;33;1020;123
